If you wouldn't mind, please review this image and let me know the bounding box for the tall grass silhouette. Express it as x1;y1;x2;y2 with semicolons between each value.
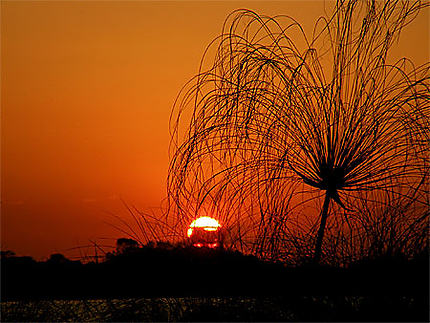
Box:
168;0;429;264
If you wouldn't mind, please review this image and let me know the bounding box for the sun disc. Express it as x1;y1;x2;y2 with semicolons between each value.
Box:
187;216;221;237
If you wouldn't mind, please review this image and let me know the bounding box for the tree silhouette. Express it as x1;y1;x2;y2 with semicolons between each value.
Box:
169;0;429;263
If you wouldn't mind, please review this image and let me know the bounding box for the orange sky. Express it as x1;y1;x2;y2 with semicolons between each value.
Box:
1;1;428;259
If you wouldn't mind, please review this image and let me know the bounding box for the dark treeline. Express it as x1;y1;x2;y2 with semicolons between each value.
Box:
1;242;428;302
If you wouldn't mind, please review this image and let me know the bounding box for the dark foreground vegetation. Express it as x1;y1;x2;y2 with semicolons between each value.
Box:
1;245;429;321
2;296;428;322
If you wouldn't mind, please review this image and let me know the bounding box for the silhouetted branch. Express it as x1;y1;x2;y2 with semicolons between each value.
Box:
169;1;429;264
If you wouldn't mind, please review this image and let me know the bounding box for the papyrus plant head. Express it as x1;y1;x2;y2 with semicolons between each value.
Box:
169;0;429;264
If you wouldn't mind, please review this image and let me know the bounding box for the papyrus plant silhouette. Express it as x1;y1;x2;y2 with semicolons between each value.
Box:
169;0;429;263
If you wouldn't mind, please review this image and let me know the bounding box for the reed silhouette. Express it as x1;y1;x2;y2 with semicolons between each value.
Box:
168;0;429;264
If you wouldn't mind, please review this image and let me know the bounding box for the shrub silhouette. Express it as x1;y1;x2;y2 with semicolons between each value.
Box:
168;1;429;264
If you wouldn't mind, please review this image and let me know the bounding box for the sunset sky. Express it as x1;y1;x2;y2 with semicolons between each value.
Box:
1;1;428;259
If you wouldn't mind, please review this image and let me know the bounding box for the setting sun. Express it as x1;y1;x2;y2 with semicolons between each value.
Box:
187;216;221;238
187;216;222;248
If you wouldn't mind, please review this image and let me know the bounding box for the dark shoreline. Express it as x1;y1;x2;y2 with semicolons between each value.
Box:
1;247;428;321
2;247;428;299
2;296;429;322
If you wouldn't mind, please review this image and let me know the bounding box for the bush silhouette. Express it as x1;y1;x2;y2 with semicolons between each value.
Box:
168;1;429;264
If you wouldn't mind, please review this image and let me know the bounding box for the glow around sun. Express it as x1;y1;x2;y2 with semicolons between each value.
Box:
187;216;221;237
